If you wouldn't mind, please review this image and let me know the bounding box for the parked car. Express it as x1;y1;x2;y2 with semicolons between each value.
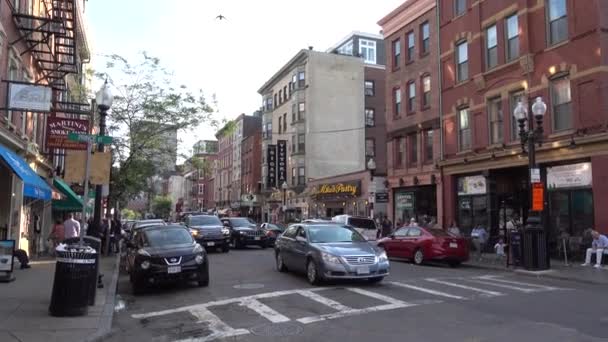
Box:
125;220;166;242
260;223;286;246
125;225;209;294
221;217;269;249
377;226;469;267
185;215;230;253
332;215;378;241
274;223;389;285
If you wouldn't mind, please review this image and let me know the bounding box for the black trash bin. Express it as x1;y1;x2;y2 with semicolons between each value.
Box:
63;237;101;305
509;230;523;267
49;244;98;317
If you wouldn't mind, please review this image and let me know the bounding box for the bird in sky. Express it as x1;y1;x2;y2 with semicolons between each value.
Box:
216;14;227;20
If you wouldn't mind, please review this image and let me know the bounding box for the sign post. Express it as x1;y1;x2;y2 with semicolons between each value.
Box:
532;183;544;212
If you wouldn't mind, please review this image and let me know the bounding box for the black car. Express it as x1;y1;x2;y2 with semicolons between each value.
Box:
125;225;209;294
261;223;286;246
185;215;230;253
221;217;269;249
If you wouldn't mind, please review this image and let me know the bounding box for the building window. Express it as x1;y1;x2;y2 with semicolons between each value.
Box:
407;81;416;113
506;14;519;61
392;39;401;69
394;88;402;116
290;74;296;94
488;97;503;144
454;0;466;16
509;90;525;141
266;97;273;111
551;75;572;131
199;184;204;195
298;167;305;185
283;113;287;132
278;90;283;104
292;167;296;185
338;40;353;55
486;25;498;69
265;122;272;140
274;94;278;108
359;39;376;64
365;138;375;158
547;0;568;45
278;117;282;134
458;108;471;151
409;133;417;165
298;71;305;88
395;137;404;168
298;102;305;120
283;85;288;101
456;41;468;82
421;22;430;55
407;31;415;62
292;103;296;122
422;75;431;108
365;108;375;127
365;81;375;96
425;129;434;163
298;133;305;153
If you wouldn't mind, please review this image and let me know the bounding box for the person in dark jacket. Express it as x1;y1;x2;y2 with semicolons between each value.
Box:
111;219;122;253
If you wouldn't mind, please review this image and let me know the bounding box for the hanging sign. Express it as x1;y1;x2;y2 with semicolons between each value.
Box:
46;117;90;150
532;183;544;211
458;175;487;196
266;145;277;188
7;82;52;112
547;162;592;189
277;140;287;185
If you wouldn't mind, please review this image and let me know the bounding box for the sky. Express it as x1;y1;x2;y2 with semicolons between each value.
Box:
86;0;405;161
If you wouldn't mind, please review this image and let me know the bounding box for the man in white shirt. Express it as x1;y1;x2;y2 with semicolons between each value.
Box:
581;230;608;268
63;213;80;239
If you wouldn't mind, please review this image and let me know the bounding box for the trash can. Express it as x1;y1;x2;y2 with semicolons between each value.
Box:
63;237;101;305
521;216;549;271
49;244;98;317
508;230;523;267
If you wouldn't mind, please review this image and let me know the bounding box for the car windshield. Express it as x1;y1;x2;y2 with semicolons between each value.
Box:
428;229;451;237
347;218;376;230
308;225;366;243
189;216;222;226
134;220;163;228
144;228;193;247
231;218;255;226
266;224;283;230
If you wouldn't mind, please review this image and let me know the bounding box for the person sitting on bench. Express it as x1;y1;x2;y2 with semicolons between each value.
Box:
14;249;30;269
581;230;608;268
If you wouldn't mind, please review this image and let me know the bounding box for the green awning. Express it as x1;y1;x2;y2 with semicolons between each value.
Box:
52;178;84;212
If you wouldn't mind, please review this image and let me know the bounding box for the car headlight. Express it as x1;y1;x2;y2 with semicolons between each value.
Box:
239;231;247;235
195;254;204;264
321;252;341;264
137;249;150;257
222;228;230;236
377;250;388;262
193;244;204;253
140;260;150;270
190;229;199;236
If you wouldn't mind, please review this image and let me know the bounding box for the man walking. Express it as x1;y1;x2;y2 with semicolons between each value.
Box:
581;230;608;268
63;213;80;239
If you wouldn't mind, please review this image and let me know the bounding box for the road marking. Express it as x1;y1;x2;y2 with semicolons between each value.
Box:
297;302;412;324
178;307;249;342
389;281;467;300
465;279;541;293
425;278;504;297
296;290;352;311
474;275;563;291
239;298;290;323
346;287;411;305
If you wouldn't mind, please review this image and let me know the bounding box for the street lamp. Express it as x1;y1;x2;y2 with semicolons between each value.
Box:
93;79;113;251
281;181;288;223
367;157;377;220
513;96;549;271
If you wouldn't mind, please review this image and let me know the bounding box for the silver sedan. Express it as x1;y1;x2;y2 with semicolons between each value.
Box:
274;223;389;285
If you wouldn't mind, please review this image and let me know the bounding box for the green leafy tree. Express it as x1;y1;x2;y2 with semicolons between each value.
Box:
121;208;139;220
151;196;172;220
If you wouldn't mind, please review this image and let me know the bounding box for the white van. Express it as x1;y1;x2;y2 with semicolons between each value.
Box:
331;215;377;241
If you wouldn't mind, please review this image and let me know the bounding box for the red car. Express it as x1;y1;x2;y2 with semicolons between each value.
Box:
377;226;469;267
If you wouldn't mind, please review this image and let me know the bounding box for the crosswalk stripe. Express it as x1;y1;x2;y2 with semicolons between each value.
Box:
239;298;291;323
297;303;412;324
465;279;540;293
425;278;504;296
347;287;412;305
296;290;352;311
474;276;562;290
179;307;249;342
389;281;467;300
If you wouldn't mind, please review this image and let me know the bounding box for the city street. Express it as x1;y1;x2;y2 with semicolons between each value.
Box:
106;248;608;342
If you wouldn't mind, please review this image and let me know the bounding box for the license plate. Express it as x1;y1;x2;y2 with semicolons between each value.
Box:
207;242;215;246
356;266;370;275
254;237;261;240
449;242;458;248
167;266;181;274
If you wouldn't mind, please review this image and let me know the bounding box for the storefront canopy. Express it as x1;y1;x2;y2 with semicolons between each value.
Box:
52;178;83;211
0;143;51;200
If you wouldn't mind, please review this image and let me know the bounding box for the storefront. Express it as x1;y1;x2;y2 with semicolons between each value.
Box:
393;185;437;227
456;175;488;236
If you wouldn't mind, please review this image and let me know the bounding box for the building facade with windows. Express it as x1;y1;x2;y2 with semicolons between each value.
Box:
231;114;262;214
188;140;218;212
215;123;234;211
379;0;440;227
438;0;608;254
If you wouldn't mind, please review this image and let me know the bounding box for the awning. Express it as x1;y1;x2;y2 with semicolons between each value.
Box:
0;143;51;200
52;178;83;211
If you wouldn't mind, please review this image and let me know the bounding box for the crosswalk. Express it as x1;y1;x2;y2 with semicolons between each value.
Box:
131;275;568;342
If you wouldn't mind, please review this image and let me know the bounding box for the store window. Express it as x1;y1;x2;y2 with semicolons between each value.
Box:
457;175;488;235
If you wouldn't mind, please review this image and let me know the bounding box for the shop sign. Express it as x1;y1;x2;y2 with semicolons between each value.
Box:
547;162;592;190
266;145;277;188
458;175;487;196
532;183;544;211
375;192;389;203
0;240;15;273
7;82;52;112
395;192;414;210
315;181;361;197
46;117;90;150
277;140;287;185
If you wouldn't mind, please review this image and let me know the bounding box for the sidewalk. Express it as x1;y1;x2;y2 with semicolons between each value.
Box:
465;254;608;285
0;254;120;342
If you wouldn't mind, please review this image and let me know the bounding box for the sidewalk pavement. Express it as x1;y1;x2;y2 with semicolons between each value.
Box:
0;254;120;342
465;253;608;285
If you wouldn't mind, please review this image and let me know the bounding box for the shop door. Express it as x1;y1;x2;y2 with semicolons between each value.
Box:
548;189;594;256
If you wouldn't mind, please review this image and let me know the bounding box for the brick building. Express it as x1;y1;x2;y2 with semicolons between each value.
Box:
215;123;233;211
378;0;441;227
438;0;608;255
241;128;262;218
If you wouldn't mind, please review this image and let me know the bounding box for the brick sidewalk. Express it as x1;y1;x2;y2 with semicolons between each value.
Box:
0;254;119;342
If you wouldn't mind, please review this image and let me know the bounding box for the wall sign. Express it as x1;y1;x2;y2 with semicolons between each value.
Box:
395;192;414;210
547;162;592;189
7;82;52;112
266;145;277;188
277;140;287;185
315;181;361;198
46;117;90;150
458;175;487;196
375;192;389;203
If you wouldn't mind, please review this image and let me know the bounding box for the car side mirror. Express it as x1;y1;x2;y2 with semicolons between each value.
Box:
295;236;307;243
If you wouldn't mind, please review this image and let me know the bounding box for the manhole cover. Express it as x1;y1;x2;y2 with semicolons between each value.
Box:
233;283;265;289
250;322;303;337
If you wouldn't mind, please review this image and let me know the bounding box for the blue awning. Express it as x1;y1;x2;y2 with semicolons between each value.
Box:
0;144;51;200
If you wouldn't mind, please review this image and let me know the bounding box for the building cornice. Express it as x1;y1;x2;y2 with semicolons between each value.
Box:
258;50;309;94
378;0;436;38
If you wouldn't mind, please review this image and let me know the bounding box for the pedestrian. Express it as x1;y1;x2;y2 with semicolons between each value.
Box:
448;221;461;237
408;217;418;227
13;249;31;269
581;230;608;268
63;213;80;239
471;225;488;260
47;219;65;254
494;238;507;258
381;217;392;237
111;218;122;253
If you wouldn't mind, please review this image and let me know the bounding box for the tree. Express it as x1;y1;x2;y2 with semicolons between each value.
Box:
121;208;139;220
151;196;172;220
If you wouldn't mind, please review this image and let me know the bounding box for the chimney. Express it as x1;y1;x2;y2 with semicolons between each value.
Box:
308;46;313;50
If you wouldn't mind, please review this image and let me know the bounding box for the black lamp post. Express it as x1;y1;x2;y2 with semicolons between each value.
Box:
513;97;549;270
367;157;376;219
281;181;288;223
92;80;113;240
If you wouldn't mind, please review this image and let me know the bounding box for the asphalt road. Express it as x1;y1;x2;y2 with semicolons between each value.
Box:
105;247;608;342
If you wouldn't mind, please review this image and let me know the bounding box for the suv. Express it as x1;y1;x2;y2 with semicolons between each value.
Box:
221;217;269;249
332;215;378;241
185;215;230;253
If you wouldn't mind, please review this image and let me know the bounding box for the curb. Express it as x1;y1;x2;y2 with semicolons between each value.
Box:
464;262;608;286
85;253;120;342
